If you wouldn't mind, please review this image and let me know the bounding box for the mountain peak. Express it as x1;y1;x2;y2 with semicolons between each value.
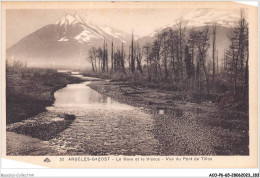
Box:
55;13;84;27
73;13;84;23
8;12;131;68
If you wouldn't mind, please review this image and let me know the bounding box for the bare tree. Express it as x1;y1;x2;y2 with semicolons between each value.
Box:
135;42;143;73
168;28;178;80
176;19;186;82
143;42;151;81
130;31;135;73
212;23;217;89
88;51;95;73
152;36;162;81
121;42;126;74
111;40;114;72
97;47;103;73
160;30;169;80
189;26;210;93
216;50;219;74
105;42;108;73
226;9;248;97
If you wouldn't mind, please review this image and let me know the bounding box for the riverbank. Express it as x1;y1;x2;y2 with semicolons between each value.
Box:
6;132;59;156
6;112;76;155
6;68;84;124
88;80;249;155
6;68;82;155
5;69;249;155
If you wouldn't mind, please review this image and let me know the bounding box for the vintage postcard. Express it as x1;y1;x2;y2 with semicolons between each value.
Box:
1;1;258;169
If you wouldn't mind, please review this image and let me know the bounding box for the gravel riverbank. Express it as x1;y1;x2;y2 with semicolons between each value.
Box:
6;73;248;155
88;80;249;155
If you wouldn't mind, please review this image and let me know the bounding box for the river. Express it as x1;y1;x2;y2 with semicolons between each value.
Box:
46;72;160;155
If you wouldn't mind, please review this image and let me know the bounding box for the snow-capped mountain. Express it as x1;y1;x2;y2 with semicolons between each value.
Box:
7;13;131;69
135;9;243;61
54;13;130;44
55;13;85;28
138;8;240;41
183;9;241;28
7;10;239;69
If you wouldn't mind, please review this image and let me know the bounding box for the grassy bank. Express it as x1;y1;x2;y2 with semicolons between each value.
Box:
83;71;248;113
6;67;83;125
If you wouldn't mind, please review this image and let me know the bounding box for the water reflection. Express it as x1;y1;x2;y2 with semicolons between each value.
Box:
57;69;70;73
151;108;183;117
54;82;112;106
47;73;133;114
71;71;80;75
46;71;159;155
71;74;100;81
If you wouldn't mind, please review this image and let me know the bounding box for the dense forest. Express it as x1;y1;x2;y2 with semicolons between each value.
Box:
86;10;248;111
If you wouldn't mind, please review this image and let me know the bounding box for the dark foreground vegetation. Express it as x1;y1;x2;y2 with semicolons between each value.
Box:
6;66;83;124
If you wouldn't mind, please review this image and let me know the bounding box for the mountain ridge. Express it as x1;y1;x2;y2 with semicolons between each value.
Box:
7;13;131;69
7;12;233;69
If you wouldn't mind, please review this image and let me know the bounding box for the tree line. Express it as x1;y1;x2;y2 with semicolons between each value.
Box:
87;9;248;99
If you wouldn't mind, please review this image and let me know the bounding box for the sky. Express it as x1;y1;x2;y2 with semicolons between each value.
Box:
6;8;242;48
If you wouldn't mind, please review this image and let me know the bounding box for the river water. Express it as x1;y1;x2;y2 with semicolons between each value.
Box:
48;74;133;114
46;73;160;155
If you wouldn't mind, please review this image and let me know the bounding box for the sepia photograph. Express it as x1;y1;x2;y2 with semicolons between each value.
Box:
1;1;258;170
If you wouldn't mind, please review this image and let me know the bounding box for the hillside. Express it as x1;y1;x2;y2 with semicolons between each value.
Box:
7;13;131;69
